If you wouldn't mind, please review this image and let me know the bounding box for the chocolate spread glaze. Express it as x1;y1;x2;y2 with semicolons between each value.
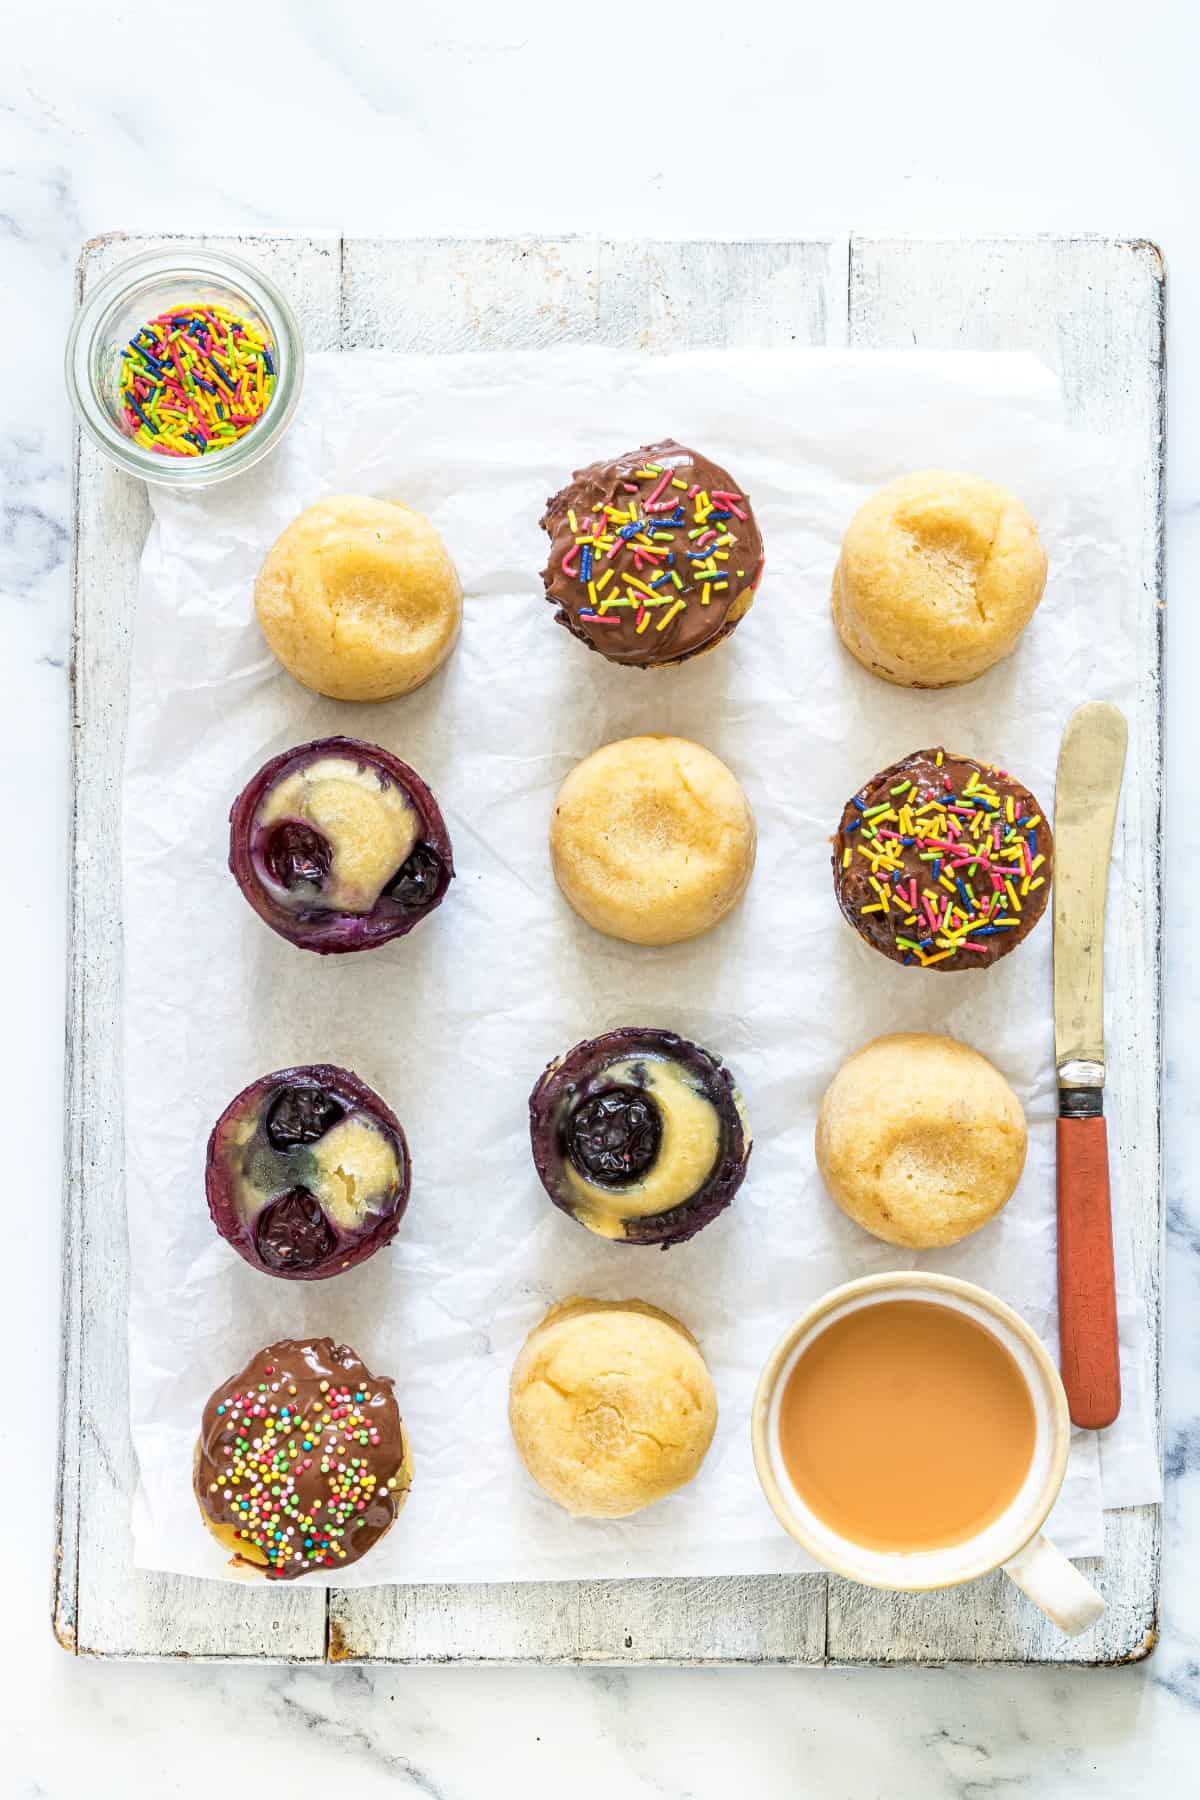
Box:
832;748;1053;972
540;438;764;667
195;1338;410;1579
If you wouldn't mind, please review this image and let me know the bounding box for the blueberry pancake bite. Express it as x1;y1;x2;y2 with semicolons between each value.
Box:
529;1028;751;1247
228;735;453;953
206;1064;410;1279
540;438;764;668
832;747;1052;971
194;1337;412;1578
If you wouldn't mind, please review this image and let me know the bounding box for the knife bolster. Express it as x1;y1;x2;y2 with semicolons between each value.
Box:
1059;1086;1104;1118
1057;1058;1105;1117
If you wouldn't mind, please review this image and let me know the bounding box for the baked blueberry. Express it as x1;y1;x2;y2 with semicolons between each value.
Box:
228;735;453;954
529;1028;751;1248
206;1064;410;1280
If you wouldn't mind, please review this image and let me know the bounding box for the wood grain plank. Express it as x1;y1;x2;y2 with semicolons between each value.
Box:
341;237;847;353
831;235;1165;1666
59;233;1163;1665
329;235;842;1665
56;232;340;1658
329;1576;829;1666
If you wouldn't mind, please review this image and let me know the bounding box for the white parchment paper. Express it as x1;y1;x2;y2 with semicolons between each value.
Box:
125;348;1161;1584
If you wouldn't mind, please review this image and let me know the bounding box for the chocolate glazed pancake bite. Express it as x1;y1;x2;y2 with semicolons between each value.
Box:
540;439;764;667
194;1338;412;1578
832;748;1052;971
229;735;453;953
206;1065;410;1279
529;1029;751;1247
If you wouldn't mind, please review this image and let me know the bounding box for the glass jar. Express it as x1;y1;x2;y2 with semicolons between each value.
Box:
64;246;305;488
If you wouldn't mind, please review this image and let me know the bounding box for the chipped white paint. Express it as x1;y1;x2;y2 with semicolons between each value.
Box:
56;234;1163;1665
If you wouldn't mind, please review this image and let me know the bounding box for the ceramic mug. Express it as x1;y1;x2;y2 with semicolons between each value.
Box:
751;1272;1105;1636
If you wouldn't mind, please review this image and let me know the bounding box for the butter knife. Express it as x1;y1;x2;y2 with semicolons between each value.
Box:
1054;700;1128;1429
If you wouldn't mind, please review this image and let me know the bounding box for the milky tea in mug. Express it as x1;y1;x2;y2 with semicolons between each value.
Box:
753;1275;1105;1635
776;1299;1037;1552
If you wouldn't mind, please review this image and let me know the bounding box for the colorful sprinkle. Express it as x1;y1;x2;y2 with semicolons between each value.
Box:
556;456;756;648
117;303;276;458
200;1376;401;1574
839;754;1051;970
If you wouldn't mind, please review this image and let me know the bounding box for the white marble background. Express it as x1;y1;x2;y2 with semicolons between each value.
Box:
4;0;1197;1791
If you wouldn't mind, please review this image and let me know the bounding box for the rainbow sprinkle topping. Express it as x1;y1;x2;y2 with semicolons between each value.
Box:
563;461;754;642
205;1367;400;1576
118;303;275;457
839;749;1050;969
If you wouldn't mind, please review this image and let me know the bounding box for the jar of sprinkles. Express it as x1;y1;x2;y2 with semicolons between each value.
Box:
65;246;304;488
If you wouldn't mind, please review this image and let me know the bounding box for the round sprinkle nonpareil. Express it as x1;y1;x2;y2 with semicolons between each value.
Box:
194;1339;410;1580
118;304;276;458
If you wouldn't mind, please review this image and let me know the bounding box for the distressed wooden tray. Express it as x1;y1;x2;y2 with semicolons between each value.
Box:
56;234;1165;1664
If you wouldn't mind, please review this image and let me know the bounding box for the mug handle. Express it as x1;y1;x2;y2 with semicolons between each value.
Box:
1002;1534;1105;1636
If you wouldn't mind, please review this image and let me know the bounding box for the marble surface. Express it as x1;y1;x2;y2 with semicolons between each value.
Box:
3;0;1198;1791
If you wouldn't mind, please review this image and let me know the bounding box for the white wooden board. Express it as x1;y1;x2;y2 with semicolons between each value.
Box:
55;234;1164;1664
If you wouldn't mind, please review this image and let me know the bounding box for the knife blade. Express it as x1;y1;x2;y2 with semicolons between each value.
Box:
1053;700;1128;1429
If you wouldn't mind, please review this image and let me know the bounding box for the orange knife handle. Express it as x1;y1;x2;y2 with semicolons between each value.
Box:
1056;1114;1121;1429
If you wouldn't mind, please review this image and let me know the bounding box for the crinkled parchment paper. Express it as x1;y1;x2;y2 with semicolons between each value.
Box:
124;348;1160;1584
